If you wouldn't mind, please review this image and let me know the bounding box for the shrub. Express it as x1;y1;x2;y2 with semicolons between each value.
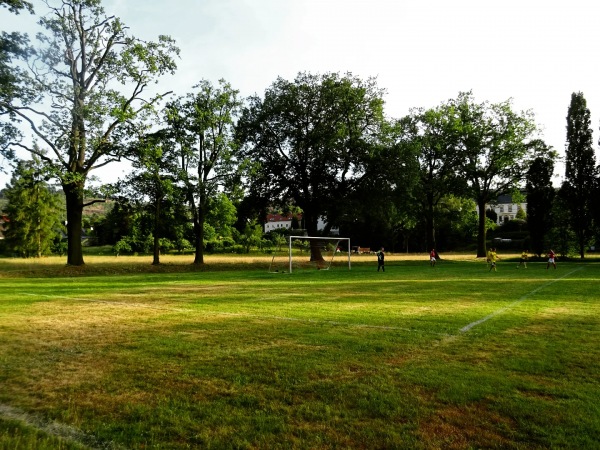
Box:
113;239;133;256
159;238;174;254
205;240;224;253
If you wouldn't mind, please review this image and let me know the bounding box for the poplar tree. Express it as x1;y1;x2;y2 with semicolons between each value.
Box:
562;92;597;258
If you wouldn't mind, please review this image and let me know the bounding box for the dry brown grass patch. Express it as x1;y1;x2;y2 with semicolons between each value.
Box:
418;403;517;449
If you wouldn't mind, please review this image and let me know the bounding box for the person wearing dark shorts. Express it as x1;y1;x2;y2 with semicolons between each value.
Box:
377;247;385;272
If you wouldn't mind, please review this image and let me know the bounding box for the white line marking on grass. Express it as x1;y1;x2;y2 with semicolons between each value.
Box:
0;403;104;449
459;266;583;333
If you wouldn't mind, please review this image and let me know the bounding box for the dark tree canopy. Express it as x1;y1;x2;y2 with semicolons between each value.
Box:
562;92;597;258
526;149;556;257
405;102;466;251
451;92;540;257
346;116;419;251
237;72;386;236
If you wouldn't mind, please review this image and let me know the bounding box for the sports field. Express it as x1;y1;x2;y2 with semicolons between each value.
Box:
0;254;599;449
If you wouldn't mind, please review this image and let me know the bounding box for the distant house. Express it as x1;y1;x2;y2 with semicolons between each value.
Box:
264;213;298;233
488;193;527;224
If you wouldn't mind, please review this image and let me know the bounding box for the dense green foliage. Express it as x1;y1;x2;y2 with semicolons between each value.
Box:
165;79;243;264
450;92;541;257
407;103;465;251
3;159;63;256
527;153;556;256
237;72;388;236
562;92;598;258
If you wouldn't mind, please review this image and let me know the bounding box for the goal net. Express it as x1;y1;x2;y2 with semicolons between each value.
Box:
270;236;351;273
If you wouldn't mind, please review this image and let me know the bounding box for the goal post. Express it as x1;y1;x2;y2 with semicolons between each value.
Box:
287;236;351;273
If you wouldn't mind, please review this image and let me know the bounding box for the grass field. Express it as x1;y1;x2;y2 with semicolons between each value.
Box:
0;253;599;449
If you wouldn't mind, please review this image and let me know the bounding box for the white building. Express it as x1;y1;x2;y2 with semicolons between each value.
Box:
489;193;527;225
264;213;296;233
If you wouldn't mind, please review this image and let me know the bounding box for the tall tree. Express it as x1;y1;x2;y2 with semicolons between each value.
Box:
406;104;466;251
344;117;419;251
0;0;179;265
237;72;386;244
526;149;556;257
166;79;241;265
4;157;63;257
452;92;540;257
122;130;181;265
562;92;597;258
548;189;576;257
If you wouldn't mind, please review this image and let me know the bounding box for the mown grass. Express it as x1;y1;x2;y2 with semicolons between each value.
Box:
0;254;599;449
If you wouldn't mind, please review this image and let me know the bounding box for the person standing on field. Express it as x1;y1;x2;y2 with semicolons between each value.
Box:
430;249;436;267
488;248;499;272
517;250;528;269
546;249;557;269
377;247;385;272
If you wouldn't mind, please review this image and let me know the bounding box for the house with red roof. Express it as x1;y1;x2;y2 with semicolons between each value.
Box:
264;213;299;233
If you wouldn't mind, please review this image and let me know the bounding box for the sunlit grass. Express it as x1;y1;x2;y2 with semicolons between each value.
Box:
0;256;599;449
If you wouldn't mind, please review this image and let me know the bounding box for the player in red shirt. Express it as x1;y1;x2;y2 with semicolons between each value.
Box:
546;249;557;269
430;249;436;267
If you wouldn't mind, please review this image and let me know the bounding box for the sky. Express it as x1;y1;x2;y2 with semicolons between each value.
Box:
2;0;600;188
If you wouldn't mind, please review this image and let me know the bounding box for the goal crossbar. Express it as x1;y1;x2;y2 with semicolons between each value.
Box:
288;236;351;273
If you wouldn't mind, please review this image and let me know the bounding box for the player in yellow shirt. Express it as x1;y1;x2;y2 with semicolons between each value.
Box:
488;248;499;272
517;250;528;269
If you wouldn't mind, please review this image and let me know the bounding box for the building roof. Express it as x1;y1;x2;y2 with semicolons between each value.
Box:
495;190;527;205
265;213;301;222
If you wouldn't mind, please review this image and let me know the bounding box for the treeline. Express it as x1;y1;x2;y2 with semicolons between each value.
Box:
1;1;599;263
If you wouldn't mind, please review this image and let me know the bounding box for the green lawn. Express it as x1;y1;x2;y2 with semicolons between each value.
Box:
0;256;599;449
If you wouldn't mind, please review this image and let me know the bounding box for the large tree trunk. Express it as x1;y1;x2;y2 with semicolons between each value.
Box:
193;203;205;265
152;199;161;265
477;200;487;258
63;181;85;266
425;199;436;252
578;235;585;259
304;211;325;265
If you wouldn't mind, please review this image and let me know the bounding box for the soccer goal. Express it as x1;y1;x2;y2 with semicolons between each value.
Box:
285;236;351;273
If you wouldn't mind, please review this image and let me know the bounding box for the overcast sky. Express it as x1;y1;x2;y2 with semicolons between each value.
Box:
2;0;600;188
